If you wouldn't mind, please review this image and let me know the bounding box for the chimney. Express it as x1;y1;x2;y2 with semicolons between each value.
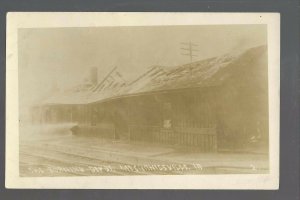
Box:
90;67;98;85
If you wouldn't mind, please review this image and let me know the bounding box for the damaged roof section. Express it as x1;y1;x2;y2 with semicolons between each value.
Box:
41;45;267;105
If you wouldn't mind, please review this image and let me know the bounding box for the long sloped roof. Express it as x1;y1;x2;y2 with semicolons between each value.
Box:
41;45;267;105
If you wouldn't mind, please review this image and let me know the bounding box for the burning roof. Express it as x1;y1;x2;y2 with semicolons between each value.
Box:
41;45;267;105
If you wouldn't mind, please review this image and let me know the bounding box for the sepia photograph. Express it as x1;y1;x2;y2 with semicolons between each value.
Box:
6;12;280;189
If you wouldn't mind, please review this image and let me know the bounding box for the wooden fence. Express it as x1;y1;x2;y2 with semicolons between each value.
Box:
129;125;217;152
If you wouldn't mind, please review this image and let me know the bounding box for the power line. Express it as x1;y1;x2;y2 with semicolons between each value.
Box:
180;41;198;62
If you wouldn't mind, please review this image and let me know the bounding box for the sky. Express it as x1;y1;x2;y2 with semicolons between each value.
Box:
18;25;267;110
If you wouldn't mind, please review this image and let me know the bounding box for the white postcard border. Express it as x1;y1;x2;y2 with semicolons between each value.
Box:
6;12;280;189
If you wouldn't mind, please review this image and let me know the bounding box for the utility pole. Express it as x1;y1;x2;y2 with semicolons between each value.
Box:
180;41;198;62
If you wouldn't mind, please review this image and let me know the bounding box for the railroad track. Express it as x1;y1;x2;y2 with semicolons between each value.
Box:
20;143;197;176
20;135;267;176
20;145;148;176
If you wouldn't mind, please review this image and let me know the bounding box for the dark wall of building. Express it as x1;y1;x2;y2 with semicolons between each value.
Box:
211;46;269;149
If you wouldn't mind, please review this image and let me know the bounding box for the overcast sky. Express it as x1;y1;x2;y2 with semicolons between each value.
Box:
19;25;267;109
